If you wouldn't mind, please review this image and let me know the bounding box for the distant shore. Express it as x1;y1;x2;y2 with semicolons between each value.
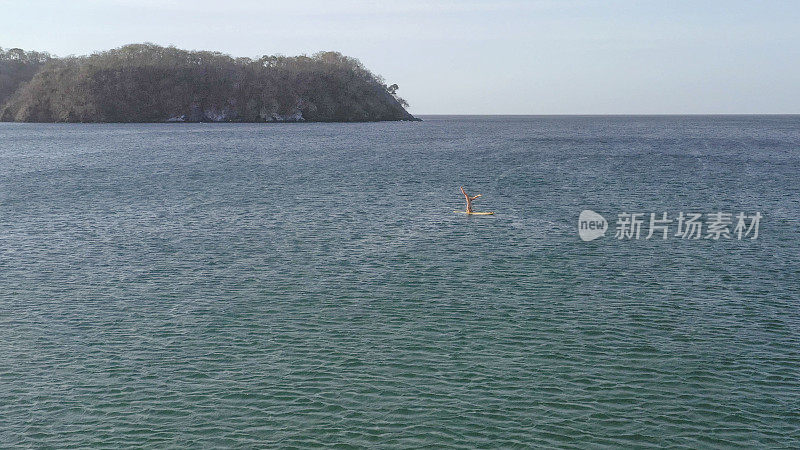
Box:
0;44;417;123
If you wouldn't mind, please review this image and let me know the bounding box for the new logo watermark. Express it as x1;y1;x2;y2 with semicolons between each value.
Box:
578;210;608;241
578;210;761;241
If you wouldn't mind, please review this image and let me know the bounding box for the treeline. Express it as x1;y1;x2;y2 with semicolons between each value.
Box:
0;43;416;123
0;47;51;107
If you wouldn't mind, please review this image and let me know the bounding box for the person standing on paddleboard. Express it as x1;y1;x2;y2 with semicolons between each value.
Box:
460;186;482;213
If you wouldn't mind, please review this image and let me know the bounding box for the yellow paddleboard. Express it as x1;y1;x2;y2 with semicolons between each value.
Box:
454;211;494;215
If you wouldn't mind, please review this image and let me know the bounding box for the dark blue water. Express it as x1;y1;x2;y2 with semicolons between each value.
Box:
1;116;799;447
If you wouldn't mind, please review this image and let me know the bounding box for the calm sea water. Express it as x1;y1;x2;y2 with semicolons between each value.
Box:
1;116;799;447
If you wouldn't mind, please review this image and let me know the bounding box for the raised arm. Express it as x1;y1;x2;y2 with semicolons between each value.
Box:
469;194;482;201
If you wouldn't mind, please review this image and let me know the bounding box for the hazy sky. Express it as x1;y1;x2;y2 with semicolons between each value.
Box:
2;0;799;114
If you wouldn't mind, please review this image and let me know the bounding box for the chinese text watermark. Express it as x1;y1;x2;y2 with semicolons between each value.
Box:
579;210;761;242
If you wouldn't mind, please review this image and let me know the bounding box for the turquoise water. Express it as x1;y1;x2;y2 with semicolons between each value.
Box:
1;116;799;447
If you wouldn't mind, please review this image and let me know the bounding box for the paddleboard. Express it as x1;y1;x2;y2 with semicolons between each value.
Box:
454;211;494;215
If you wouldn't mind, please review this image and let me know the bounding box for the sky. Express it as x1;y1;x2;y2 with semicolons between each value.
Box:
1;0;799;114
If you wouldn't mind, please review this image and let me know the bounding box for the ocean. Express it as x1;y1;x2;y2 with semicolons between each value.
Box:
1;116;799;447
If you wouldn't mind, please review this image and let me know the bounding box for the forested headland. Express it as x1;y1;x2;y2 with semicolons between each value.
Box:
0;44;417;123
